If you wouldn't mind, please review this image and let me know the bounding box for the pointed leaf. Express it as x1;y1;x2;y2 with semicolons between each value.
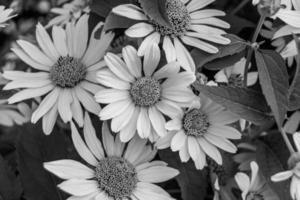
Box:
192;84;272;125
255;50;289;127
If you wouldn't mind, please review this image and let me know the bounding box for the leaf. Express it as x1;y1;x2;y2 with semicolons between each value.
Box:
139;0;171;27
192;84;272;125
0;154;22;200
104;12;139;32
159;149;208;200
288;34;300;110
90;0;132;18
255;50;289;127
17;123;69;200
191;34;247;70
255;140;291;200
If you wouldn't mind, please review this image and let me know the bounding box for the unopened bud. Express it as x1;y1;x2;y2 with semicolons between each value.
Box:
255;0;282;17
288;152;300;169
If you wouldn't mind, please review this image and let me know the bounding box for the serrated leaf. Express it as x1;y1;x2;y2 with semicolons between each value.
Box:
255;140;291;200
0;155;22;200
90;0;131;18
139;0;171;28
17;123;69;200
255;50;289;127
192;84;272;125
159;149;208;200
191;34;247;70
288;34;300;110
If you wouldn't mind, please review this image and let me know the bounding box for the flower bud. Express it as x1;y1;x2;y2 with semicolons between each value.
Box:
255;0;282;17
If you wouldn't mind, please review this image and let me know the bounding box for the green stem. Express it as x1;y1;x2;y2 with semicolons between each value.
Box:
280;128;296;155
230;0;251;15
243;13;266;87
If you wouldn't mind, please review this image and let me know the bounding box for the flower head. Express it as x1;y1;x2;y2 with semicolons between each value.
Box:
112;0;231;72
3;15;114;134
235;161;279;200
0;6;16;28
271;132;300;200
156;95;241;170
96;44;196;142
44;113;179;200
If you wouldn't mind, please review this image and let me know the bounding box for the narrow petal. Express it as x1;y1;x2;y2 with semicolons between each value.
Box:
126;23;154;38
171;130;187;151
95;89;130;104
198;137;222;165
97;69;131;90
42;103;58;135
101;122;116;157
174;37;195;72
188;136;206;169
235;172;250;192
163;36;177;62
156;99;182;118
191;17;230;29
187;0;215;12
276;10;300;28
58;89;73;123
73;14;88;58
58;179;98;196
75;86;101;115
153;61;180;80
71;92;84;127
99;99;132;120
148;106;167;137
204;134;237;153
122;45;142;78
208;125;241;139
137;32;161;56
190;9;226;19
52;26;68;57
120;107;140;142
181;35;219;53
137;108;151;139
137;166;179;183
44;159;94;179
143;43;160;77
112;4;147;20
293;132;300;152
111;102;135;132
3;79;52;90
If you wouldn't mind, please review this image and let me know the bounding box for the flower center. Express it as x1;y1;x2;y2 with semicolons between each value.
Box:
183;109;210;137
49;56;86;88
95;157;138;199
246;192;264;200
130;77;161;107
152;0;190;37
228;74;244;87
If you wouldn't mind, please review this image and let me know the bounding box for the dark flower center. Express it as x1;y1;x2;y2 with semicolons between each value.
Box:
152;0;190;37
130;77;161;107
183;109;210;137
228;74;244;87
49;56;86;88
95;157;138;199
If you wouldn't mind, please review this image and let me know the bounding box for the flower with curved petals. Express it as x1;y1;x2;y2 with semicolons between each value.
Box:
271;132;300;200
112;0;231;72
156;95;241;170
44;113;179;200
214;58;258;87
2;15;114;135
0;6;16;28
96;44;196;142
235;161;279;200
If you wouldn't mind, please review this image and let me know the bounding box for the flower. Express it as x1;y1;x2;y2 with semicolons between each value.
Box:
112;0;231;72
271;132;300;200
44;113;179;200
96;44;196;142
2;15;114;135
156;95;241;170
235;161;279;200
0;100;31;126
214;58;258;87
0;6;16;28
253;0;300;27
46;0;90;28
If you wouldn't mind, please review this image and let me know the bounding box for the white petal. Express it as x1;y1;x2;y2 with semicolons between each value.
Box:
73;14;89;58
190;9;225;19
137;108;151;139
235;172;250;192
119;107;140;142
137;32;161;56
181;35;219;53
97;68;131;90
191;17;230;29
148;106;167;137
99;99;132;120
143;43;160;77
276;10;300;28
162;72;196;89
58;179;98;196
156;99;182;118
163;36;177;62
75;86;101;115
71;122;98;166
271;170;293;182
3;71;49;80
101;122;116;157
124;136;148;164
153;61;180;80
58;89;73;123
208;125;241;139
95;89;129;104
185;32;230;45
188;136;206;169
133;182;173;200
52;26;68;57
174;37;195;72
83;114;105;160
137;166;179;183
112;4;147;20
171;130;187;151
204;134;237;153
198;137;222;165
3;79;52;90
111;102;135;132
126;22;154;38
187;0;214;12
71;93;84;127
44;159;94;179
122;45;142;78
42;103;58;135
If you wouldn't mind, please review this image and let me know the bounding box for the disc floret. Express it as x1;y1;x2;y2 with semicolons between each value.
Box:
183;109;210;137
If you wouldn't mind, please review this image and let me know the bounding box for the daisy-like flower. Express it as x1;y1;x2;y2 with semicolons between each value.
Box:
0;100;31;126
112;0;231;72
44;113;179;200
235;161;279;200
95;44;196;142
156;95;241;170
253;0;300;27
0;5;16;28
214;58;258;87
46;0;90;28
2;15;114;134
271;132;300;200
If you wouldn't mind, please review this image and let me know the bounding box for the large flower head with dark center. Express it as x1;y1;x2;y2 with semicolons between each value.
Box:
113;0;231;72
44;114;179;200
3;15;114;134
96;44;196;142
156;95;241;170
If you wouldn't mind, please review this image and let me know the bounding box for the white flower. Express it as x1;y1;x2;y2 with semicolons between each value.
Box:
96;44;196;142
271;132;300;200
214;58;258;87
253;0;300;28
0;100;31;126
3;15;114;135
0;6;16;28
284;111;300;134
44;113;179;200
235;161;279;200
156;95;241;170
112;0;231;72
46;0;90;28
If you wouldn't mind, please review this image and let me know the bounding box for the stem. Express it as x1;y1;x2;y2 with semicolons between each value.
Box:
243;13;266;86
230;0;251;15
280;128;296;155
